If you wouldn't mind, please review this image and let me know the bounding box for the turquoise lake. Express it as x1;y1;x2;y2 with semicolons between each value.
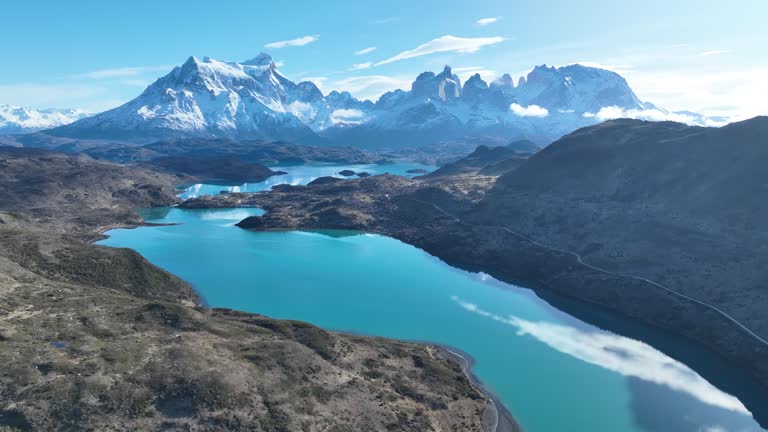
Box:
99;164;766;432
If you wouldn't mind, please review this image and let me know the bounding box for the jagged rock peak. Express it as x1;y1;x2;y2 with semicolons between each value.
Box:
465;73;488;88
491;73;515;89
242;52;276;68
412;65;462;101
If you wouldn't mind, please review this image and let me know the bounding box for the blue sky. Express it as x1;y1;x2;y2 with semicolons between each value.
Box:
2;0;766;118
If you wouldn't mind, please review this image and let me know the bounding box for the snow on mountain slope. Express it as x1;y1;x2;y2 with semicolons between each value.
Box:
513;64;644;113
323;64;648;146
0;105;91;134
48;53;722;146
50;54;354;142
326;62;725;147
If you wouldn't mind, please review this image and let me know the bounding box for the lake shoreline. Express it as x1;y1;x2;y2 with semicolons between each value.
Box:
436;345;523;432
323;326;523;432
94;219;516;432
186;173;767;427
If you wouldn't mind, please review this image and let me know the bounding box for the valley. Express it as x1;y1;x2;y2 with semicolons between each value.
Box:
3;115;767;431
0;18;765;429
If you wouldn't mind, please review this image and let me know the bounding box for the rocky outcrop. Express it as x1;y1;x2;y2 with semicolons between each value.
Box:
142;156;279;182
307;176;344;186
425;145;532;178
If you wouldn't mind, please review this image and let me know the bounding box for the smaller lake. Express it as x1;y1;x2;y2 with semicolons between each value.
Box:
178;162;435;199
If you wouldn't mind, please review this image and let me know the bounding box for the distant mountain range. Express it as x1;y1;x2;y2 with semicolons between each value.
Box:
10;53;724;146
0;105;90;134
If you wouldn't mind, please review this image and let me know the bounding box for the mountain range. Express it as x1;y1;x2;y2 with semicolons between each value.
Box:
11;53;721;147
0;105;90;134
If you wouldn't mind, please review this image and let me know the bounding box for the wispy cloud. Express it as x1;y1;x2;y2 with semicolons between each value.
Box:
72;65;172;79
510;103;549;118
571;47;767;118
349;62;373;71
375;35;505;66
583;106;726;126
624;68;768;118
371;17;399;24
265;35;319;49
477;17;500;26
698;50;731;57
355;46;377;55
274;60;285;68
330;108;366;124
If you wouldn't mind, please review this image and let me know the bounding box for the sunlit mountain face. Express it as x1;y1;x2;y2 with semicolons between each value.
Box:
46;54;723;147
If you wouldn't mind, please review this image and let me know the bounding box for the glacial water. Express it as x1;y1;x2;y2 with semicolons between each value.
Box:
177;161;436;199
99;165;766;432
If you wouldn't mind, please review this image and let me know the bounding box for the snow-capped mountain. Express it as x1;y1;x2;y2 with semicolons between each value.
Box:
51;54;360;142
324;64;649;147
49;53;718;146
507;64;644;113
0;105;90;134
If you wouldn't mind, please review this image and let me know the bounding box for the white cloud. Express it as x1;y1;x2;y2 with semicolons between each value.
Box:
510;103;549;118
451;296;751;415
350;62;373;71
375;35;505;66
477;17;500;26
622;67;768;119
330;108;364;119
583;106;727;126
575;47;768;119
274;60;285;68
72;65;172;79
330;108;366;124
355;47;377;55
286;101;315;122
264;35;319;49
698;50;731;57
